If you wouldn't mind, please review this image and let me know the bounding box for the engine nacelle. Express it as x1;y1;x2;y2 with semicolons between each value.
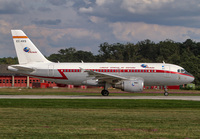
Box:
82;79;104;86
115;79;144;92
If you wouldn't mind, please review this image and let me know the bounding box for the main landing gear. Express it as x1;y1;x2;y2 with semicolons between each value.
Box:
164;86;169;96
101;90;109;96
101;82;111;96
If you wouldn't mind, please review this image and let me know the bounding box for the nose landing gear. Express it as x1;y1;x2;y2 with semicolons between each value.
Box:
164;91;169;96
164;86;169;96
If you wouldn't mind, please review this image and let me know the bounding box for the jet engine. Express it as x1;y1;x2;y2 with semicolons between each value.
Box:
114;78;144;92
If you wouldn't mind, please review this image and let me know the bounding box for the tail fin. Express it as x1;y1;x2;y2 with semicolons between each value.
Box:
11;30;50;64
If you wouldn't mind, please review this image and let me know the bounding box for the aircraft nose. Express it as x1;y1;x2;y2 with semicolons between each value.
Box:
188;74;195;83
186;72;195;83
191;75;195;82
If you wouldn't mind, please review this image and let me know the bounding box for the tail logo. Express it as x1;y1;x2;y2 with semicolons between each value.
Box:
23;47;37;53
23;47;30;52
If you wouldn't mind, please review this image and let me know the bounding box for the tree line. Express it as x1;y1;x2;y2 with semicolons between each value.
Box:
1;39;200;84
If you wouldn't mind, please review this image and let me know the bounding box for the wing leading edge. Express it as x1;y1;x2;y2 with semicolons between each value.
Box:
80;67;128;83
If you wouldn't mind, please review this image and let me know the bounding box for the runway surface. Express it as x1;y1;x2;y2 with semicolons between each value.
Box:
0;95;200;101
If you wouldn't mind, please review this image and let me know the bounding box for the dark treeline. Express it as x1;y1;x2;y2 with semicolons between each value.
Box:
0;57;18;65
48;47;95;62
1;39;200;84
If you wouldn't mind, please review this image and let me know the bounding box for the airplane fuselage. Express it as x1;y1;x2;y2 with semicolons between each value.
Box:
9;30;195;96
9;62;194;87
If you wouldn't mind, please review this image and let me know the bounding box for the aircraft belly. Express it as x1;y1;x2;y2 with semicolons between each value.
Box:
31;70;88;85
65;73;87;85
121;72;182;86
144;74;180;86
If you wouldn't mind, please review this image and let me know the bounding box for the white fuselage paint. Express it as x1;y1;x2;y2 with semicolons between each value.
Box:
15;62;194;86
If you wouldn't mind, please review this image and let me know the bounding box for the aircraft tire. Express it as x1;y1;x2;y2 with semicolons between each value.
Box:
164;92;169;96
101;90;109;96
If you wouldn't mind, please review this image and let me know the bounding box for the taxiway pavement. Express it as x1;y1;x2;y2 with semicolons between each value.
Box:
0;95;200;101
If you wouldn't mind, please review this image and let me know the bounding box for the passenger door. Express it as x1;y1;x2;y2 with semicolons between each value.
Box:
48;65;54;77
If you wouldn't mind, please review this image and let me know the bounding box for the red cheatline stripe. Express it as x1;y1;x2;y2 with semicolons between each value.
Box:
57;69;194;78
13;36;28;38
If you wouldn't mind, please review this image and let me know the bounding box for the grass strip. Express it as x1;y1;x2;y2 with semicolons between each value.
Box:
0;99;200;138
0;99;200;109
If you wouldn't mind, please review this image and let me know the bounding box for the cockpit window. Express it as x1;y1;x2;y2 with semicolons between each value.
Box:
178;68;194;77
177;69;186;73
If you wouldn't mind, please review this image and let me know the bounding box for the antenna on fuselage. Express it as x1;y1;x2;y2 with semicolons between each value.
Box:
81;60;84;63
163;61;165;64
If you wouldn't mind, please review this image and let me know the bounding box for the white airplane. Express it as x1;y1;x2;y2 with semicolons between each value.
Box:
8;30;194;96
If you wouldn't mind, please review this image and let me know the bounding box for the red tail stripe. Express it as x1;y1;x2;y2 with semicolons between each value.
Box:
13;36;28;39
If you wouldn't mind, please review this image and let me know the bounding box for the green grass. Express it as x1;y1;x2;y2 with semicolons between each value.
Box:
1;99;200;138
0;99;200;109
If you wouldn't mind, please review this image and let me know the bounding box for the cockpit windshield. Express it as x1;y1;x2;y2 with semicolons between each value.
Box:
177;69;186;73
177;68;194;77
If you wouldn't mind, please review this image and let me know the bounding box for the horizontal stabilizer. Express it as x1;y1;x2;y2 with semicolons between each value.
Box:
8;65;35;72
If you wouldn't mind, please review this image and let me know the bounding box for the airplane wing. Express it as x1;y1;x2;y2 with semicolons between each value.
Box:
80;67;127;83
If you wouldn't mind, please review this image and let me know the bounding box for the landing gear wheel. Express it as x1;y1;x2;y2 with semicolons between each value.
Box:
101;90;109;96
164;86;169;96
164;92;169;96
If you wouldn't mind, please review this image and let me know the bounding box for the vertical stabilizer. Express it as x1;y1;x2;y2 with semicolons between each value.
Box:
11;30;50;64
